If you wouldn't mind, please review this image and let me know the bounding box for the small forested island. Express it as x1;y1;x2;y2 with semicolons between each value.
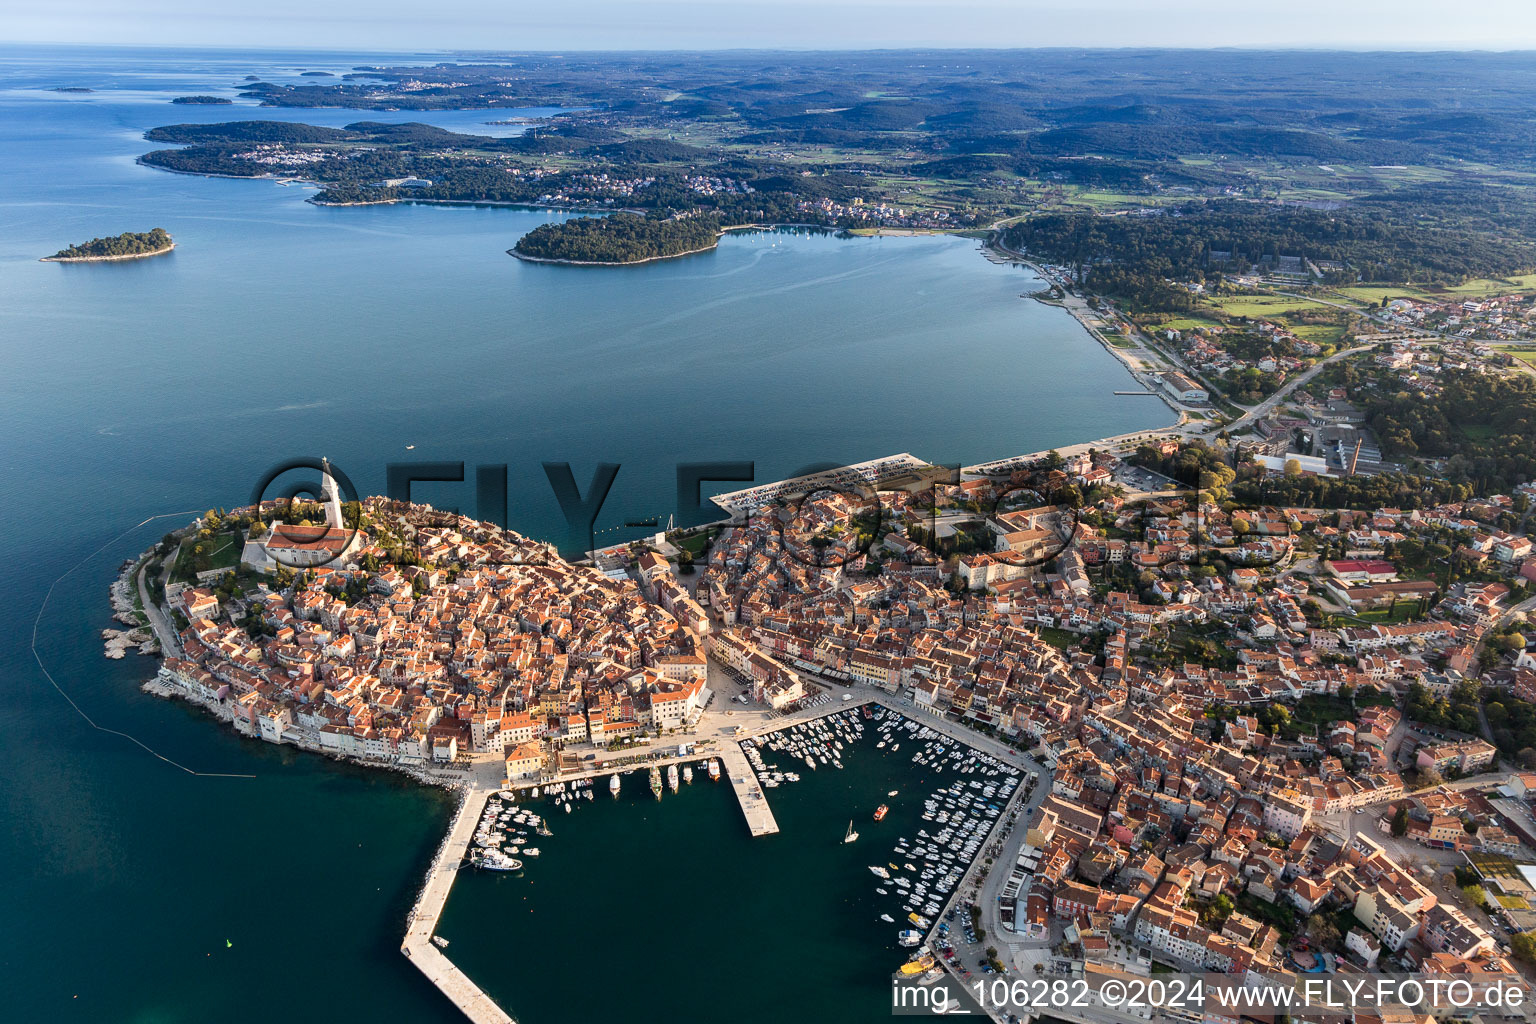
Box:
171;95;232;105
511;213;723;265
52;86;93;93
43;228;174;262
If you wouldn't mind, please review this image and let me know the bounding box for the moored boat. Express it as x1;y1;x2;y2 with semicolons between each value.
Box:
874;804;889;822
899;955;936;976
610;773;621;796
707;758;720;781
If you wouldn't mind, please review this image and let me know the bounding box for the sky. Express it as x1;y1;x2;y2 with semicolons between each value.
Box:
3;0;1535;51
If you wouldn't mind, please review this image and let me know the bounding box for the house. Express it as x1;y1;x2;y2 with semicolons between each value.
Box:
505;741;544;780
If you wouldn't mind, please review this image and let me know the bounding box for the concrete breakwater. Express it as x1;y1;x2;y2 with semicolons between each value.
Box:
401;783;515;1024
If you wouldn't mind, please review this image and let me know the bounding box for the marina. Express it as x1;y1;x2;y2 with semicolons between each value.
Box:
425;700;1026;1023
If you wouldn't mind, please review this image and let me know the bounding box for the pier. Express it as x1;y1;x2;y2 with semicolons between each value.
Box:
719;743;779;836
402;780;515;1024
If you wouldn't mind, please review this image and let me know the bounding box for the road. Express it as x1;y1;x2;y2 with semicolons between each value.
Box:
1209;342;1377;436
137;554;180;656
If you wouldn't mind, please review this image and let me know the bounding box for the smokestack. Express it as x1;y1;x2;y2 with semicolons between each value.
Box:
1349;438;1363;477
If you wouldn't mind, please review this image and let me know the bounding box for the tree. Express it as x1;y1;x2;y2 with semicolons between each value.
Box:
1511;931;1536;963
1416;765;1444;789
1461;885;1488;909
1390;803;1409;837
1305;914;1340;950
1283;458;1303;477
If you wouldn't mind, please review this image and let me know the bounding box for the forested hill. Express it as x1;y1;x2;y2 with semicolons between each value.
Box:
47;228;174;260
512;214;722;264
1002;199;1536;308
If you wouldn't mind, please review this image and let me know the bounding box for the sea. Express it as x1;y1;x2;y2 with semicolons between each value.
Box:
0;45;1172;1023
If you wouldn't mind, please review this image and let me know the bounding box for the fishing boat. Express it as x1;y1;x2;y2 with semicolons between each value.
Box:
874;804;889;822
523;847;540;856
707;758;721;781
843;820;859;844
908;912;931;929
649;766;663;798
667;764;679;792
898;929;923;947
563;802;572;814
609;774;621;796
868;865;891;879
683;765;693;784
899;955;936;976
431;935;450;949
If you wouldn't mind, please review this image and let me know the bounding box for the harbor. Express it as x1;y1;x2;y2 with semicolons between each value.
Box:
423;692;1040;1024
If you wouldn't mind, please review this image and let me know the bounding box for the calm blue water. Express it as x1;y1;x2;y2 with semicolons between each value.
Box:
0;45;1170;1022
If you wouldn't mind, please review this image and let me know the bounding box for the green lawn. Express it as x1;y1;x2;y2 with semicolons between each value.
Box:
1294;694;1356;726
1037;627;1078;651
1289;323;1347;347
170;531;241;584
1499;348;1536;367
1434;272;1536;297
1331;285;1433;305
669;527;719;558
1203;294;1327;318
1153;315;1224;334
1340;604;1427;626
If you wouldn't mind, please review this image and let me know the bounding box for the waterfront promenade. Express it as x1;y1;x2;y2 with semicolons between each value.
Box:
402;765;514;1024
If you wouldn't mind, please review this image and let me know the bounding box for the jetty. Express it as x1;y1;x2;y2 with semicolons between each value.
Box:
720;743;779;836
402;781;514;1024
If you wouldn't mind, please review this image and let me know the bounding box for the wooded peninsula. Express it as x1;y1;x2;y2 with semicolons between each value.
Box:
511;214;722;264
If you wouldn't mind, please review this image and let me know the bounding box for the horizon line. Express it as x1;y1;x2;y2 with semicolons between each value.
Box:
7;40;1536;56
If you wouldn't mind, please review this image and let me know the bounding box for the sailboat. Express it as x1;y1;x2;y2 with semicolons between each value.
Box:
843;820;859;844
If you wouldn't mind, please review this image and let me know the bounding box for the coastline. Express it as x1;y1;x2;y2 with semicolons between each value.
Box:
984;235;1187;424
41;242;175;263
141;675;473;791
